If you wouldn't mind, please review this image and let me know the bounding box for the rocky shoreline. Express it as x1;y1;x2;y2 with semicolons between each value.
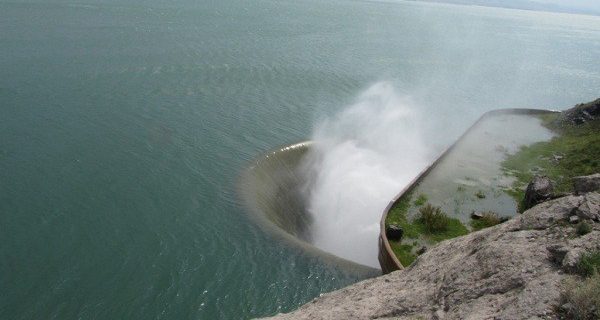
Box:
264;174;599;320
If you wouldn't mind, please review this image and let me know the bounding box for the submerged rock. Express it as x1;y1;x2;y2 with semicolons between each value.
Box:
524;175;555;210
263;190;600;320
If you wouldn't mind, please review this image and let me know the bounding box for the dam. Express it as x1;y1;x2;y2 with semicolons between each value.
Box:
239;109;557;273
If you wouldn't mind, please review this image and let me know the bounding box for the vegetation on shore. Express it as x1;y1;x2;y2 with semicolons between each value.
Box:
502;113;600;199
578;251;600;277
386;193;468;266
470;211;502;231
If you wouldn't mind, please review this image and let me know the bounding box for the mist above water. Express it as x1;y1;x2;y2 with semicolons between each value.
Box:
300;82;435;268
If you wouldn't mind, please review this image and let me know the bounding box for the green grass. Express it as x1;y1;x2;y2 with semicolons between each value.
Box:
502;116;600;195
471;211;502;231
386;192;421;239
387;200;468;243
413;194;428;206
576;221;592;236
419;217;469;242
389;242;416;266
417;204;449;233
578;251;600;277
386;198;469;265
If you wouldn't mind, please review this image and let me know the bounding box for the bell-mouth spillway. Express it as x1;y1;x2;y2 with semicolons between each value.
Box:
239;109;558;276
238;142;381;277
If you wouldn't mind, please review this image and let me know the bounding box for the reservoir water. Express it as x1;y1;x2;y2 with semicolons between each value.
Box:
1;0;600;318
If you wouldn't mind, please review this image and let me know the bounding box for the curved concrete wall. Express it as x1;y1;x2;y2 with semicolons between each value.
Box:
378;108;559;273
238;142;380;277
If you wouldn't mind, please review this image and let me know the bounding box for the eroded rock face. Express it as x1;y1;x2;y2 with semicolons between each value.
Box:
524;175;555;210
264;192;600;320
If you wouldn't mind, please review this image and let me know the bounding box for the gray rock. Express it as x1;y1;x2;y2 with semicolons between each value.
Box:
547;244;568;265
560;303;573;313
559;98;600;125
573;173;600;195
263;192;600;320
575;192;600;221
569;215;580;224
471;211;484;219
524;176;554;210
385;224;404;241
519;195;582;230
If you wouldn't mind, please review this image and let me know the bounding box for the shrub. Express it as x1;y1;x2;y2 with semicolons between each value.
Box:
577;251;600;277
413;194;428;206
471;211;502;231
418;204;449;233
576;221;592;236
560;273;600;320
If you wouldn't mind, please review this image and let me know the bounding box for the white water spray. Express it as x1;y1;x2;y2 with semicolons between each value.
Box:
301;82;435;268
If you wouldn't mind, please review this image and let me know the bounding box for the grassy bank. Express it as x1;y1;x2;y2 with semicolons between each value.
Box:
502;113;599;198
386;193;469;266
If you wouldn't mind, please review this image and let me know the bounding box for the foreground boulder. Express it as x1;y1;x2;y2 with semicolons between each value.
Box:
524;175;554;209
264;192;600;320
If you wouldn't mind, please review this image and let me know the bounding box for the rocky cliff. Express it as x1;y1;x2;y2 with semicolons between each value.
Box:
265;178;599;320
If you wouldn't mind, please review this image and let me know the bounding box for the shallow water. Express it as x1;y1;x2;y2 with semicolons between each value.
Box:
406;112;556;223
1;0;600;318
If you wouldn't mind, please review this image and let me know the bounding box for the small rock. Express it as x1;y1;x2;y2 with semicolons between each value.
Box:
573;173;600;195
560;303;573;313
551;154;563;163
524;176;554;210
471;211;484;220
547;244;568;265
417;246;427;255
562;250;584;272
433;309;445;320
569;215;580;224
385;224;404;241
